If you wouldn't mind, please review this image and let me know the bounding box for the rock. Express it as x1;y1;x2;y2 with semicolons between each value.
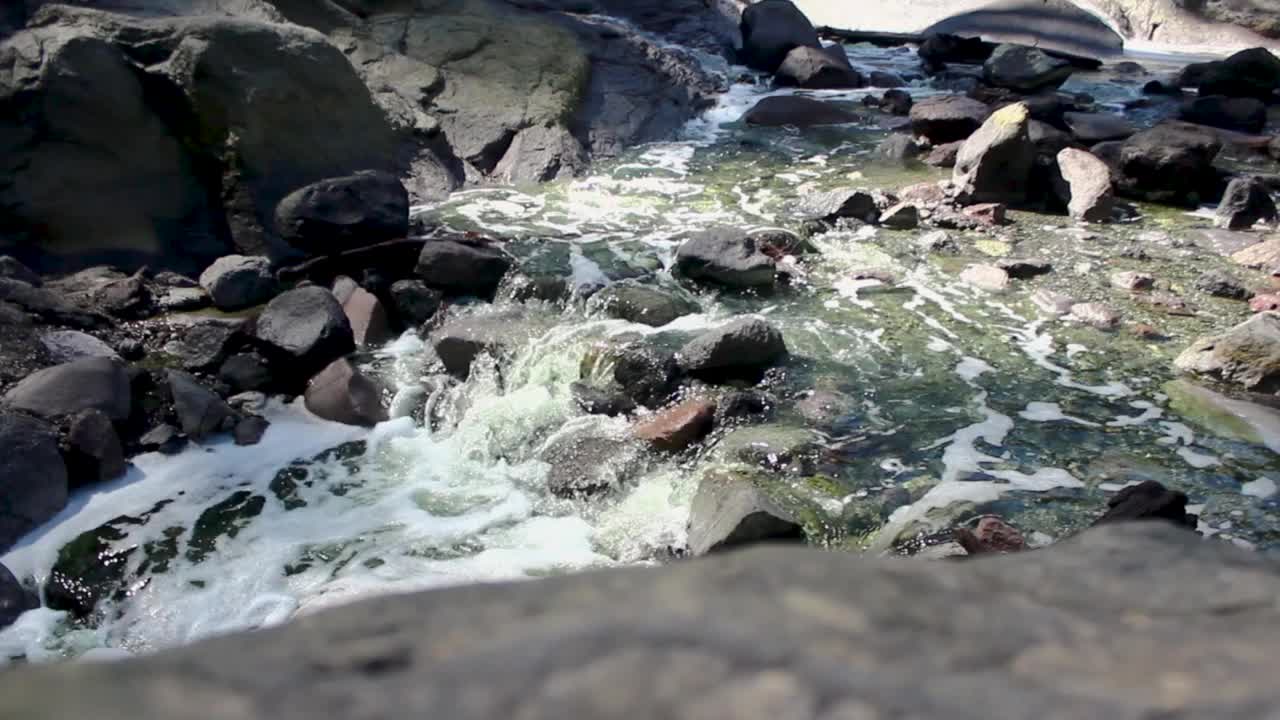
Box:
749;229;817;257
775;46;864;89
1093;480;1195;529
0;563;36;631
1028;119;1073;156
430;311;535;379
1062;112;1136;144
678;318;788;378
714;389;774;426
960;264;1011;291
795;389;853;426
798;189;881;224
253;287;355;378
2;357;131;421
1181;96;1268;134
492;125;587;184
1232;238;1280;269
1111;271;1155;291
917;32;992;67
868;70;907;88
274;171;409;256
389;280;442;326
218;353;274;395
168;371;236;442
157;287;211;312
0;257;40;286
741;96;860;126
738;0;820;73
909;95;991;144
415;240;513;298
1116;121;1223;206
199;256;277;311
633;398;717;451
1271;135;1280;161
1071;302;1121;329
1215;176;1278;231
879;204;920;229
954;103;1035;205
674;228;776;289
589;281;699;327
1032;288;1077;315
65;409;126;488
996;259;1052;279
953;515;1027;554
879;88;913;115
304;358;388;428
139;425;187;456
924;140;964;168
918;230;960;254
39;330;119;364
332;278;394;348
0;279;101;330
171;322;243;373
1195;47;1280;101
0;412;67;553
874;134;923;165
984;44;1073;92
233;415;270;446
1195;270;1253;300
583;341;680;409
687;470;804;555
1175;312;1280;392
570;382;637;417
540;432;644;499
1056;148;1116;222
1252;294;1280;312
961;203;1008;226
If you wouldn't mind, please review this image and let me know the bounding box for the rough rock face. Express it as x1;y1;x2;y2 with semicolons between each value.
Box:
687;470;804;554
168;371;237;441
304;358;387;427
674;229;776;289
1175;311;1280;392
1056;148;1116;222
416;239;513;298
199;256;277;311
739;0;820;73
274;171;410;256
1115;121;1223;206
775;45;864;89
742;96;860;126
589;281;699;327
953;103;1035;205
1181;95;1268;134
0;411;67;552
678;318;788;377
1194;46;1280;100
909;95;991;144
2;356;132;421
1215;176;1279;230
252;287;355;377
983;44;1073;92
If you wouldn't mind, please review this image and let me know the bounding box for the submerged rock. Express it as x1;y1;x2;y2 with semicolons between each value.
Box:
1215;176;1278;231
0;411;67;553
540;432;645;498
1071;302;1121;329
1195;270;1253;300
570;382;637;417
1175;312;1280;392
1062;112;1135;144
431;313;517;379
953;103;1035;206
909;95;991;144
1093;480;1195;529
674;228;776;289
953;516;1027;555
1232;238;1280;269
583;341;680;409
741;96;860;126
983;44;1073;92
1110;271;1155;291
0;563;36;631
960;264;1011;291
678;318;787;379
738;0;820;73
589;281;700;327
687;470;804;555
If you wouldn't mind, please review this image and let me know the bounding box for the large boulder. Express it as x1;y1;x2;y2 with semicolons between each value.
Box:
415;239;513;298
0;563;36;631
687;470;804;555
1062;112;1136;144
774;45;864;89
332;277;394;348
168;371;237;442
674;229;776;289
1056;148;1116;222
430;312;518;378
1215;176;1279;230
274;171;409;256
741;96;861;126
2;356;131;421
983;44;1073;92
304;358;388;427
64;409;127;488
197;255;277;311
953;103;1036;205
1115;121;1223;206
1195;47;1280;101
678;317;787;378
252;287;355;377
0;411;67;553
739;0;820;73
1181;96;1268;134
909;95;992;144
1174;312;1280;392
589;281;700;327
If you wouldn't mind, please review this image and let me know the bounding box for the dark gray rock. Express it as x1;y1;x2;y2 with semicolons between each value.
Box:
1028;119;1073;156
1062;111;1135;144
389;280;443;326
582;341;680;409
0;562;36;631
984;43;1073;92
679;318;787;378
139;424;187;456
1195;270;1253;300
1181;96;1268;134
171;322;243;373
569;381;637;417
1270;135;1280;162
253;287;355;377
430;313;517;379
65;409;126;488
39;330;119;364
908;95;991;144
274;171;409;256
1195;47;1280;101
0;278;102;329
1215;176;1279;231
798;189;881;224
954;103;1036;206
0;411;67;553
996;258;1053;279
218;353;274;395
674;228;776;289
687;470;804;555
748;228;817;257
415;240;513;298
2;357;131;421
868;70;906;88
199;256;277;311
774;45;863;89
880;203;920;229
917;32;992;67
1116;121;1223;206
0;256;40;286
233;415;270;446
589;281;699;327
540;432;644;498
304;358;387;427
738;0;820;73
879;88;913;115
924;140;964;168
1092;480;1195;529
741;96;861;126
168;371;237;442
796;389;854;426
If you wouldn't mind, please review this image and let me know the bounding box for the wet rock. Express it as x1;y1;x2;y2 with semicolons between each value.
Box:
1093;480;1195;529
157;286;211;312
583;341;680;409
570;382;637;417
984;44;1073;92
1032;288;1077;315
1252;294;1280;312
917;230;960;255
674;228;776;289
233;415;270;446
1056;148;1116;222
1181;96;1268;135
1116;122;1223;206
879;88;913;115
389;280;442;326
1028;119;1073;157
492;125;587;184
795;389;853;426
332;278;394;348
961;203;1009;227
218;353;274;395
1175;312;1280;392
1195;270;1253;300
775;46;863;89
541;433;644;498
738;0;820;73
1194;47;1280;101
1111;271;1155;291
1071;302;1121;329
924;140;964;168
1271;136;1280;162
430;314;516;379
0;563;36;631
253;287;355;378
139;425;187;456
909;95;991;144
589;281;700;327
687;470;804;555
3;357;131;421
65;409;126;488
0;278;101;330
678;318;787;379
39;330;119;364
869;70;907;88
880;204;920;229
954;103;1035;206
199;256;277;311
714;390;774;426
875;134;923;165
716;424;818;471
1232;238;1280;269
304;358;388;428
917;33;991;67
799;189;881;225
1062;112;1136;144
741;96;860;126
0;257;40;286
749;229;817;257
0;411;67;553
1215;176;1278;231
171;322;243;373
1130;323;1165;340
274;171;409;256
953;516;1027;555
168;371;237;442
960;264;1010;291
415;240;513;298
633;398;717;451
996;259;1053;279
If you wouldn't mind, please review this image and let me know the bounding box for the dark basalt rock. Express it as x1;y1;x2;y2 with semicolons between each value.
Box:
1181;96;1268;135
275;171;409;256
415;240;513;298
1092;480;1196;529
252;287;355;381
1215;176;1279;230
0;563;36;631
678;318;787;380
0;411;67;553
741;96;861;127
738;0;820;73
674;228;776;289
2;356;132;422
908;95;991;144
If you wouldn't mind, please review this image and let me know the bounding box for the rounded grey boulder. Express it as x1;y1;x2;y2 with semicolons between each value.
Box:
983;44;1073;92
199;255;277;311
674;228;776;289
275;171;410;256
588;281;700;327
416;240;513;298
739;0;820;73
678;317;787;376
2;356;131;421
0;411;68;553
252;287;354;376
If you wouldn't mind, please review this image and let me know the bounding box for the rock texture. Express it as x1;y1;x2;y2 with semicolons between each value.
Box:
953;103;1035;205
675;229;776;289
1175;311;1280;392
0;411;67;552
1056;148;1116;222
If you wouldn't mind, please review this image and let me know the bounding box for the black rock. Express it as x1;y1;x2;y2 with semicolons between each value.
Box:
389;279;443;326
0;411;67;553
1215;176;1279;231
798;188;882;224
917;33;992;67
415;240;513;298
996;258;1053;279
738;0;820;73
584;342;680;409
65;409;127;488
233;415;270;446
678;318;788;379
1181;96;1268;134
198;255;277;311
714;389;774;426
588;281;700;327
2;357;132;421
275;171;410;256
1194;270;1253;300
172;322;244;372
774;45;864;89
253;287;355;380
983;44;1073;92
1116;121;1223;206
570;381;637;417
218;353;275;395
1063;111;1136;144
880;88;913;115
1195;47;1280;101
1092;480;1196;529
741;95;861;126
0;562;36;631
139;425;187;455
674;228;776;289
168;371;238;442
909;95;991;144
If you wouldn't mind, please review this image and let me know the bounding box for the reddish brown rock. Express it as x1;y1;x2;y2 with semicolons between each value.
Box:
1252;294;1280;312
962;203;1007;226
953;516;1026;555
333;277;394;348
633;398;717;452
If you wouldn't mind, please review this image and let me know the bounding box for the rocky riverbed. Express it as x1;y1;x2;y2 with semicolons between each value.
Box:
0;0;1279;681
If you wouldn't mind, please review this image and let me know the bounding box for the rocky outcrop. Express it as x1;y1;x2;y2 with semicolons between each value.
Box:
953;103;1035;206
1176;312;1280;392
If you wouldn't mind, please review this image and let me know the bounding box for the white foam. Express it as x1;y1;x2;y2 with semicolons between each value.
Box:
1019;402;1101;427
1242;477;1278;500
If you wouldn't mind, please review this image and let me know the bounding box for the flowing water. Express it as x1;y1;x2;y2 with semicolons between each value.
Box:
4;41;1280;664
